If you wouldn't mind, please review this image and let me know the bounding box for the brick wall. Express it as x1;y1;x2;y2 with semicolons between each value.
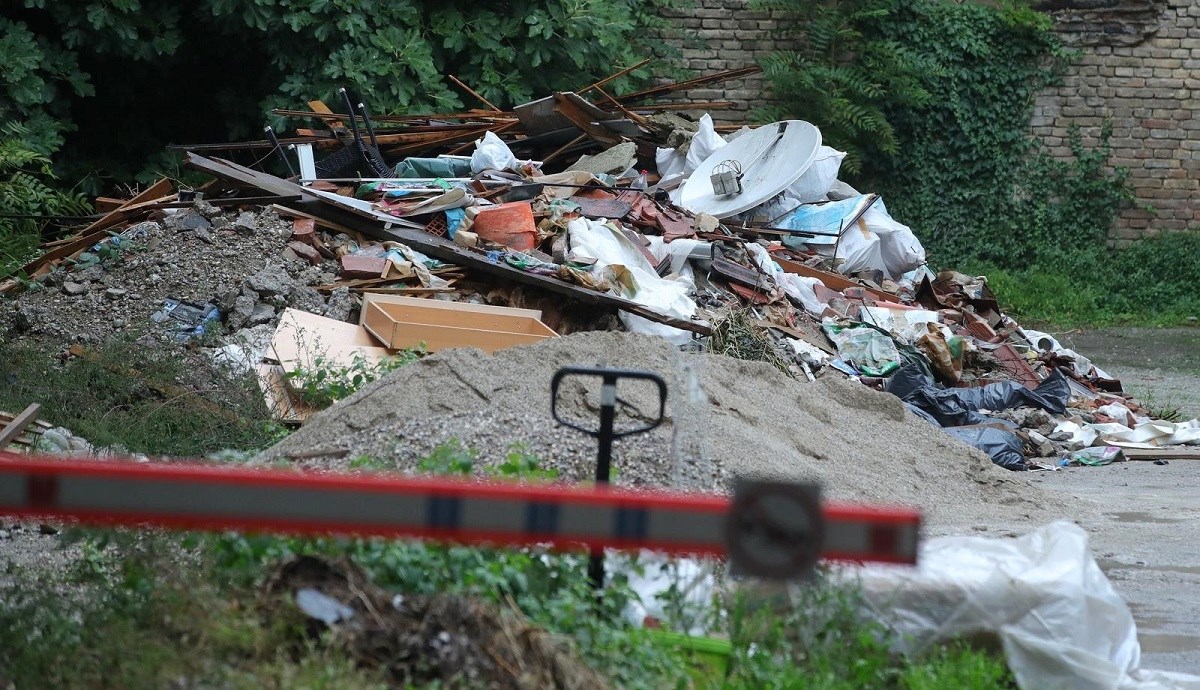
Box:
655;0;1198;240
653;0;799;123
1031;0;1200;241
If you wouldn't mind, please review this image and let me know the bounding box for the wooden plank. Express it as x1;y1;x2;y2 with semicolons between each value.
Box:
1124;447;1200;460
616;65;762;104
554;93;622;146
0;404;40;448
2;180;175;290
350;287;456;295
94;197;126;213
772;255;895;302
187;153;711;335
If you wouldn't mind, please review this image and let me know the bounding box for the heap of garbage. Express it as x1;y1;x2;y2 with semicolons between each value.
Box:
3;65;1196;470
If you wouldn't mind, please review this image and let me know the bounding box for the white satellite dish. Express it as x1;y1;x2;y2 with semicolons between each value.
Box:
679;120;821;219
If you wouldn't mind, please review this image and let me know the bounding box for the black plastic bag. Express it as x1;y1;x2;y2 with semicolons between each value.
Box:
945;426;1028;471
885;365;1070;428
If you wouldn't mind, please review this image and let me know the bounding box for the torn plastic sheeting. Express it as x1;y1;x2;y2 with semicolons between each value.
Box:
567;217;697;345
849;522;1200;690
787;198;926;280
944;425;1027;470
742;242;826;315
1085;418;1200;446
884;365;1070;428
824;324;902;377
646;236;711;277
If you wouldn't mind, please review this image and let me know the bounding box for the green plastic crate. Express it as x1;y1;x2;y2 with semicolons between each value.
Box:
646;629;732;687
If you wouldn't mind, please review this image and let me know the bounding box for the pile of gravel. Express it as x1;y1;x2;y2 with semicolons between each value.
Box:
0;204;349;348
262;331;1079;530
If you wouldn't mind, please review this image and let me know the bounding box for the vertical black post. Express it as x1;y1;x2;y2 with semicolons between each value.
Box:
588;374;618;591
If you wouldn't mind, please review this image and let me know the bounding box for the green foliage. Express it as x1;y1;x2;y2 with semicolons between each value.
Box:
971;228;1200;327
0;121;89;277
416;437;478;476
756;0;935;173
283;347;423;410
760;0;1181;327
723;582;1015;689
0;338;283;456
0;533;388;689
4;1;676;187
498;441;561;481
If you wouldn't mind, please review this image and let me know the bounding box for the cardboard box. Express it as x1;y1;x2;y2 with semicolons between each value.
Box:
259;308;397;423
360;294;557;353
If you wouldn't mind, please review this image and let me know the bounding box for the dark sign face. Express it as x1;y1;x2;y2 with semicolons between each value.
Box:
726;480;823;580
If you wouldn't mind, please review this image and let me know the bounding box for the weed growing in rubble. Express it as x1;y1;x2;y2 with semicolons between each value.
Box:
284;348;423;410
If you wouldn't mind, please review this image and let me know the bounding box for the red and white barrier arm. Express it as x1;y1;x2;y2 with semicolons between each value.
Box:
0;453;921;566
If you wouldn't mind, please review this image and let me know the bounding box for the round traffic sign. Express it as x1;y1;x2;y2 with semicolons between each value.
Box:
726;480;824;579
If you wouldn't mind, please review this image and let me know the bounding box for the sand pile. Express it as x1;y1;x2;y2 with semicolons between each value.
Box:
262;331;1075;530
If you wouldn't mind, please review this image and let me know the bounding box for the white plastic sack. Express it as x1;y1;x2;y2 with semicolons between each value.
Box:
568;217;697;345
655;146;687;179
470;131;518;174
806;199;925;279
788;145;846;203
868;201;926;278
850;522;1200;690
684;114;727;177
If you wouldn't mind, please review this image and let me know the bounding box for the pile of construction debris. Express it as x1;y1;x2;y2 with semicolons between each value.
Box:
2;64;1196;471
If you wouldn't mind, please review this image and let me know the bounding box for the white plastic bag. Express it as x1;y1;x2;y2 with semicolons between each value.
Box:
849;522;1200;690
805;199;925;279
684;114;727;177
868;201;926;278
655;146;687;179
567;217;697;344
788;145;846;203
470;131;518;174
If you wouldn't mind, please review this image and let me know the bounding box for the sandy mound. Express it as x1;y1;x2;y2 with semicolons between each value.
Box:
262;331;1075;530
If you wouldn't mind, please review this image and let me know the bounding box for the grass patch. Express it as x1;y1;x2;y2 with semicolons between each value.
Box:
0;337;284;456
0;533;388;689
964;232;1200;329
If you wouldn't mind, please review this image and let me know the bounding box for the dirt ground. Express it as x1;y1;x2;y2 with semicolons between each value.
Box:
1037;327;1200;674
